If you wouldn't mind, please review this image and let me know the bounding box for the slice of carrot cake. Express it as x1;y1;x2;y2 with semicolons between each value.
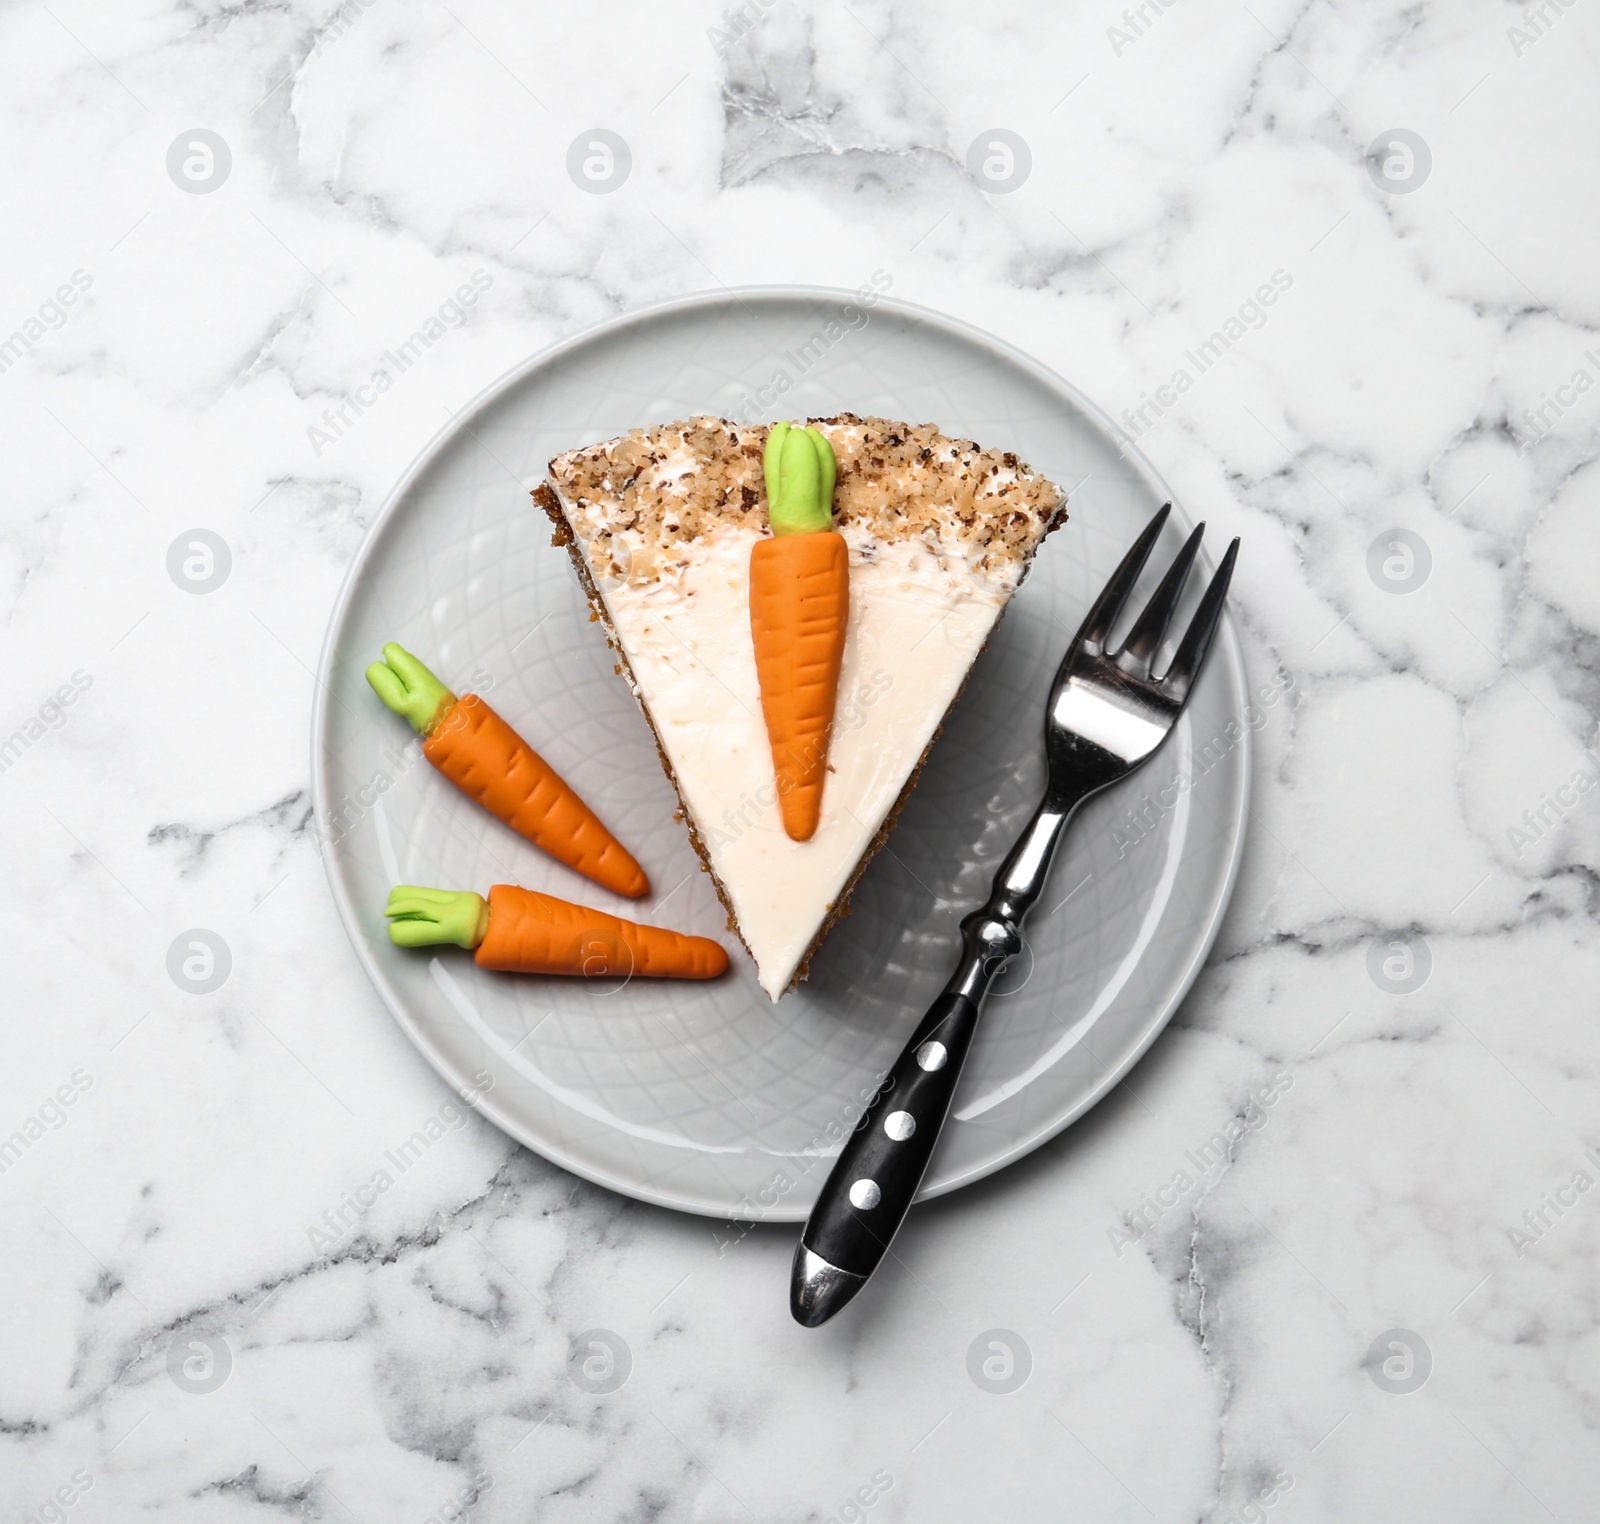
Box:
535;413;1066;999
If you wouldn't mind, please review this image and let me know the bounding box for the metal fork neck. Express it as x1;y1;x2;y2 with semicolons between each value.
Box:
942;789;1086;1004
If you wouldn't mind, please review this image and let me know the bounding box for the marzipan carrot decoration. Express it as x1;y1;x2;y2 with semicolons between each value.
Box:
385;883;728;980
750;421;848;842
366;644;649;899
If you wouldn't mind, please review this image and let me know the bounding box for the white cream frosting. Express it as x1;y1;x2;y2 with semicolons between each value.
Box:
569;515;1015;998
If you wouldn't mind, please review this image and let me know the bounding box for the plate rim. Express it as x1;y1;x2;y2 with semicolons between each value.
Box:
311;284;1252;1220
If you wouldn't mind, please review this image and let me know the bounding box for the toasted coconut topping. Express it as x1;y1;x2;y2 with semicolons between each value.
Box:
548;413;1065;587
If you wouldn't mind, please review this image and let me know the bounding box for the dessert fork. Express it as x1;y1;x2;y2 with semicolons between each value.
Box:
792;504;1239;1326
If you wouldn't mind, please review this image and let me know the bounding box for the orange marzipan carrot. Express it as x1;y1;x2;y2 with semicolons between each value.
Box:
749;530;850;842
425;695;649;898
476;884;728;979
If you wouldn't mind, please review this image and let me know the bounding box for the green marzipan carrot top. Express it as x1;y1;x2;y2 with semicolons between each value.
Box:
386;885;489;948
763;421;837;535
365;643;456;735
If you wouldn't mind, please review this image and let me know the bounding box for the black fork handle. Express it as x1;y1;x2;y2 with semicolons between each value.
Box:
797;991;979;1286
792;792;1085;1327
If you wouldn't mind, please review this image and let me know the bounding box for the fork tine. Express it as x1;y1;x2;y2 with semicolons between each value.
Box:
1118;522;1205;674
1161;537;1239;701
1077;503;1170;650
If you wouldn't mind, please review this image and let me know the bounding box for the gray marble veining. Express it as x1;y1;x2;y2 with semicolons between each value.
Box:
3;0;1598;1518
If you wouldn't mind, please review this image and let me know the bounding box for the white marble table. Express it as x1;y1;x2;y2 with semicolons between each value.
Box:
5;2;1598;1518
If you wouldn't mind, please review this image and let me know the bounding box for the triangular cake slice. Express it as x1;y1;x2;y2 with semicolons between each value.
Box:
535;414;1066;999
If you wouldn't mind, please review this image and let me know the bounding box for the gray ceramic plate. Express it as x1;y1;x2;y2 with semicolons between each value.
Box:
312;288;1250;1221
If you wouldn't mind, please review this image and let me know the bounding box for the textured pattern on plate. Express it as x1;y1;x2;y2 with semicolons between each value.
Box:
313;290;1249;1220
